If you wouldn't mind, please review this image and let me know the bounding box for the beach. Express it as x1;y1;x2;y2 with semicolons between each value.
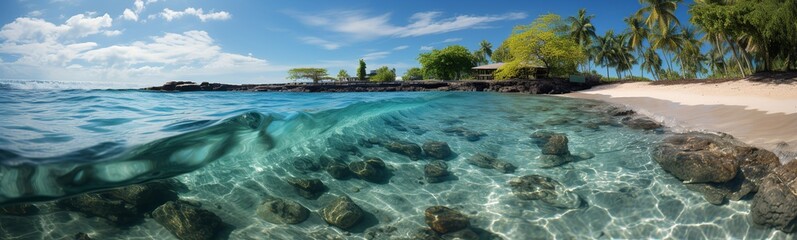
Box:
566;79;797;162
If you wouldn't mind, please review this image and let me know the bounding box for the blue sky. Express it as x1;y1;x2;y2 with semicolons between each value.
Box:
0;0;694;85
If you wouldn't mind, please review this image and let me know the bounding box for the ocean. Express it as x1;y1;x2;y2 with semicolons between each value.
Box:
0;87;792;239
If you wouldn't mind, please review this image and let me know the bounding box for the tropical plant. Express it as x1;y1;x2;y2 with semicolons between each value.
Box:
641;47;663;80
402;67;424;81
287;68;334;83
567;8;597;72
495;14;585;79
636;0;682;31
370;66;396;82
649;24;683;78
491;41;512;63
418;45;475;80
357;59;367;81
613;33;638;79
592;30;617;79
337;69;350;81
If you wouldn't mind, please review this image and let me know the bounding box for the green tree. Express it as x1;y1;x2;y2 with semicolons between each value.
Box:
636;0;682;31
473;40;493;66
357;59;367;81
495;14;586;79
676;27;707;78
650;24;684;78
402;67;424;81
417;45;475;80
641;47;663;80
592;30;617;79
491;41;512;63
287;68;334;83
370;66;396;82
613;33;637;78
567;8;597;72
337;69;350;81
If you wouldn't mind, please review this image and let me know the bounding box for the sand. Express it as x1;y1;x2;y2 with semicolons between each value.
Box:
565;79;797;162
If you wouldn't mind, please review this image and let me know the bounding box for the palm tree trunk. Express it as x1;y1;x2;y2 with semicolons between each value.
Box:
724;34;746;77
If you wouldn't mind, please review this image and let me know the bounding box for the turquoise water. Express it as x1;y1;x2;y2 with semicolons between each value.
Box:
0;88;793;239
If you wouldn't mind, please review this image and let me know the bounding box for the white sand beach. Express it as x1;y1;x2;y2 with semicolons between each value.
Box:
566;79;797;162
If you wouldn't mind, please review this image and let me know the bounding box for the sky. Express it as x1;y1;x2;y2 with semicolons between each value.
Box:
0;0;695;86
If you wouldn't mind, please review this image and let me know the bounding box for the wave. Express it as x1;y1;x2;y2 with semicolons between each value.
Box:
0;95;433;205
0;79;148;90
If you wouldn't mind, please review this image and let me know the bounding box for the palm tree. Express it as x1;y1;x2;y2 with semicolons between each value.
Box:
650;24;683;78
676;27;706;78
641;47;663;80
624;16;649;78
478;40;493;60
593;30;617;79
636;0;682;31
567;8;597;72
614;33;637;79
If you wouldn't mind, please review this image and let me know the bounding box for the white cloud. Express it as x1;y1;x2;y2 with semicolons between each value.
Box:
393;45;408;51
361;51;390;61
122;8;138;21
134;0;145;13
442;38;462;43
0;14;112;43
293;11;526;39
103;30;122;36
27;10;43;17
299;37;341;50
161;8;231;22
420;46;434;51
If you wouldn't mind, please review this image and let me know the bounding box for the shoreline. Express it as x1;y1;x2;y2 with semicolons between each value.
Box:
565;79;797;162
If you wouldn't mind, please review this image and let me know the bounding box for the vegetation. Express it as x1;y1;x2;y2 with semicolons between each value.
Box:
357;59;367;81
418;45;475;80
495;14;585;79
402;67;424;81
370;66;396;82
472;40;493;66
491;41;512;63
337;70;350;81
287;68;334;83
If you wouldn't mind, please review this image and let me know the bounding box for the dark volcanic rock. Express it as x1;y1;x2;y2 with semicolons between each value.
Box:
256;198;309;224
292;157;321;173
653;132;782;205
751;160;797;233
442;127;486;142
621;117;662;130
508;175;582;209
74;232;93;240
424;160;451;183
349;158;389;183
321;196;363;229
423;141;452;160
286;178;326;199
152;201;224;240
57;193;143;226
608;107;635;116
326;162;352;180
0;203;38;216
424;206;470;234
107;180;179;213
530;131;580;168
385;140;423;160
466;153;516;173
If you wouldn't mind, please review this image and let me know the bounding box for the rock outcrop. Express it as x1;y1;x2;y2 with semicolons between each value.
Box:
508;175;582;209
466;153;516;173
321;196;364;229
424;206;470;234
384;140;423;160
152;201;225;240
56;180;180;226
424;160;451;183
750;160;797;233
286;178;326;199
349;157;389;183
423;141;452;160
256;198;309;225
530;131;584;168
0;203;38;216
653;132;781;204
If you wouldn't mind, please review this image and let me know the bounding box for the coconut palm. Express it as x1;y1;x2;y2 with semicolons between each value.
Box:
676;27;707;78
614;33;638;79
650;24;683;78
636;0;682;31
592;30;617;79
641;47;663;80
567;8;597;72
478;40;493;60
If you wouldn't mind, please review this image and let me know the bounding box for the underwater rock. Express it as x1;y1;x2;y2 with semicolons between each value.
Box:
531;131;581;168
442;127;486;142
0;203;38;216
364;226;398;240
443;229;480;239
424;206;470;234
286;178;326;199
292;157;321;173
57;193;144;226
74;232;92;240
751;160;797;233
107;180;180;213
349;157;389;183
608;107;635;116
326;162;352;180
413;228;445;240
537;155;578;168
321;196;363;229
423;141;452;160
621;117;662;130
508;175;582;209
256;198;309;225
385;140;423;160
152;201;224;240
466;153;516;173
424;160;450;183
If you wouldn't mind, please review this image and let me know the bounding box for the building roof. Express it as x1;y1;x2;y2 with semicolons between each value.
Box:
472;62;545;70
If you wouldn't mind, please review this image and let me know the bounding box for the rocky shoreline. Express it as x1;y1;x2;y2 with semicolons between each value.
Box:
142;79;598;94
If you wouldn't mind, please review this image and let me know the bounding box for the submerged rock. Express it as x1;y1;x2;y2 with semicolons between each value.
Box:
508;175;582;209
292;157;321;173
621;117;662;130
423;141;452;160
326;162;352;180
349;157;389;183
424;206;470;234
0;203;38;216
56;180;182;226
385;140;423;160
107;180;180;213
152;201;224;240
321;196;363;229
286;178;326;199
653;132;781;204
256;198;309;225
424;160;450;183
751;160;797;233
531;131;580;168
74;232;93;240
466;153;516;173
442;127;486;142
607;107;635;116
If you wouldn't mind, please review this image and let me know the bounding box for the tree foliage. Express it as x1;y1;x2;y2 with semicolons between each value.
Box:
495;14;586;79
287;68;333;83
417;45;474;80
370;66;396;82
337;69;350;81
402;67;424;81
357;59;367;81
491;40;512;63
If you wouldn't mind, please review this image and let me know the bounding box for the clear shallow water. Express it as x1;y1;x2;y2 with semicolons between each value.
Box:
0;90;793;239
